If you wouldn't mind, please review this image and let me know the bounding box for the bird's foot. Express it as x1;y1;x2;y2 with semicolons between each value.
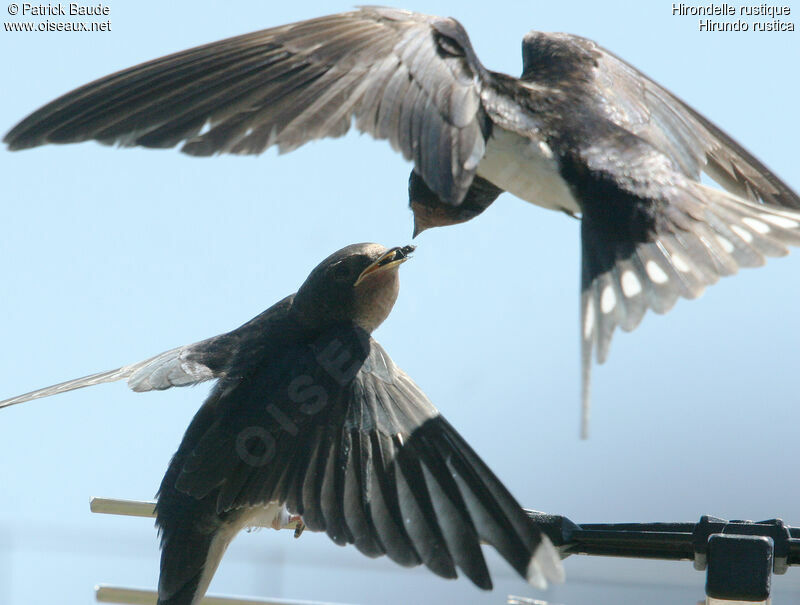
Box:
291;515;306;539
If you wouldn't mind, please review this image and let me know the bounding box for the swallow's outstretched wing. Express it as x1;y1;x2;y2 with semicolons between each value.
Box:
5;8;495;206
520;32;800;210
0;297;293;409
155;324;561;604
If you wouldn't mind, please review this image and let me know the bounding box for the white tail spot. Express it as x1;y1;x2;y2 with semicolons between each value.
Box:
759;213;799;230
671;253;691;273
742;217;770;234
621;270;642;297
731;225;753;244
601;285;617;313
716;235;735;253
584;298;595;339
646;261;669;284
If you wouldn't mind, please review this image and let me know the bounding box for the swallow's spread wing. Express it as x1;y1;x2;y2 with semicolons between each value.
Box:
521;32;800;210
5;8;494;205
161;324;562;590
0;297;293;409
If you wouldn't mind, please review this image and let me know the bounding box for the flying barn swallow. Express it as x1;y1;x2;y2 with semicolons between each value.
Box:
6;7;800;434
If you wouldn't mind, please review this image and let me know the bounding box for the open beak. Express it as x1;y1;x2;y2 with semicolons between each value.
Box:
354;245;415;286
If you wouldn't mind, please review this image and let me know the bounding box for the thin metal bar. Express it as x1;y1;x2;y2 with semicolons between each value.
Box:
89;498;300;531
507;597;564;605
93;498;799;566
564;529;695;560
90;498;156;518
95;586;347;605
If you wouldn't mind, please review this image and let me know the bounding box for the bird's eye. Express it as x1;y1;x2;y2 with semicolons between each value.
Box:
436;33;464;58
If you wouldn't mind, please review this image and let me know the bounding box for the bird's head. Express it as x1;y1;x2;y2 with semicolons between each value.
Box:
520;31;596;83
292;243;415;333
408;171;498;236
410;200;480;236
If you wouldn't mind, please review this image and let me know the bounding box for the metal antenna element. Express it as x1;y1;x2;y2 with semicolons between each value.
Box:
91;498;799;603
95;585;348;605
526;510;799;602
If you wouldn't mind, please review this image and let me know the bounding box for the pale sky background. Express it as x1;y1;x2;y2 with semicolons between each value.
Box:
1;2;799;604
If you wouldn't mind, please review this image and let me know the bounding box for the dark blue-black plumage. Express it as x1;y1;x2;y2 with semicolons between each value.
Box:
0;243;563;605
5;8;800;434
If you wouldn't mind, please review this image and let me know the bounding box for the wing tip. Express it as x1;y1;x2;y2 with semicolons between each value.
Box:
0;395;25;409
4;132;38;151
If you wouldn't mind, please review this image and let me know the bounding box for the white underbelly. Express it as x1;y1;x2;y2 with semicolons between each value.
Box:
189;502;288;605
477;128;580;214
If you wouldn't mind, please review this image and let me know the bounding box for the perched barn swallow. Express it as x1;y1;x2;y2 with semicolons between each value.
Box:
0;243;563;604
6;8;800;434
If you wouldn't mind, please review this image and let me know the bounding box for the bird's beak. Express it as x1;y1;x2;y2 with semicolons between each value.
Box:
354;245;415;286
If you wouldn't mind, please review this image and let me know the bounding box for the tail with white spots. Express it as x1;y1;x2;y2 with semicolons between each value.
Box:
579;182;800;437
